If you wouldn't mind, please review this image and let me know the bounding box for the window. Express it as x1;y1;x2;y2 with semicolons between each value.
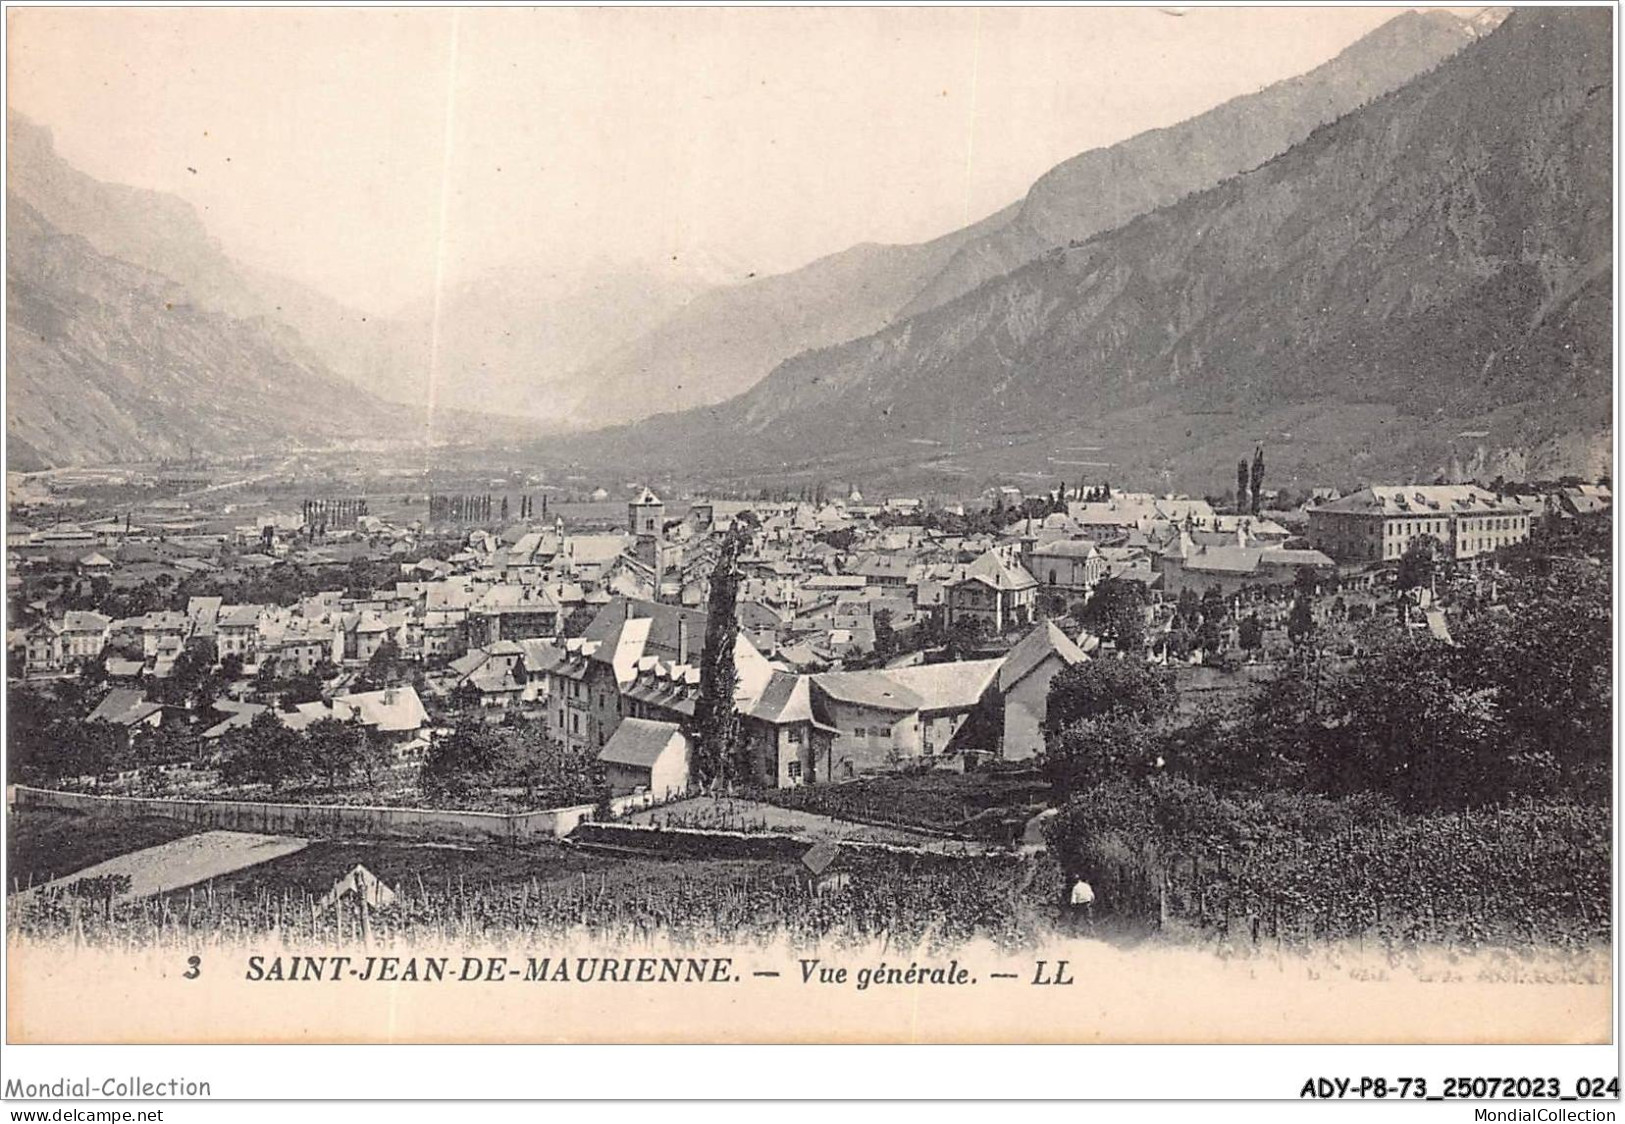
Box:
571;714;580;733
787;761;802;780
787;726;803;744
854;726;867;738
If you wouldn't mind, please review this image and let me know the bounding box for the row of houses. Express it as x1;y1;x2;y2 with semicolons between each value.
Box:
438;595;1091;798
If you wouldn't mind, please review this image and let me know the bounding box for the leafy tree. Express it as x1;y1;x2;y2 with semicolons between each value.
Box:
1078;577;1148;652
691;531;745;788
945;614;989;659
219;711;308;791
6;684;59;783
1044;714;1161;803
358;726;395;788
1238;613;1264;651
1194;611;1223;656
306;716;364;789
356;636;407;693
1163;622;1193;662
1044;659;1175;740
76;656;109;690
1293;565;1319;600
1327;637;1509;810
1397;534;1440;591
818;527;857;552
418;718;584;805
449;679;484;712
872;609;897;660
74;721;129;780
344;557;380;600
1036;590;1069;619
130;721;198;787
1451;562;1610;799
253;655;280;696
1174;587;1199;629
281;667;326;707
1286;596;1315;647
158;637;219;709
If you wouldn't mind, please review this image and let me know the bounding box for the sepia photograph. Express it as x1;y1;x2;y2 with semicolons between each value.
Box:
0;0;1615;1084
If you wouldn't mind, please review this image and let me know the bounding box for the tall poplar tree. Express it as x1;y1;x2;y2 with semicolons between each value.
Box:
691;528;745;789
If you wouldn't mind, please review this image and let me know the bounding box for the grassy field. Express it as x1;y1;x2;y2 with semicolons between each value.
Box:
6;807;199;892
166;837;633;901
8;807;1040;950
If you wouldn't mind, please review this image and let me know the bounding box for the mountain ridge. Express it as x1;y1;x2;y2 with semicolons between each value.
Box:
895;8;1499;321
547;7;1611;494
5;194;400;468
570;7;1495;427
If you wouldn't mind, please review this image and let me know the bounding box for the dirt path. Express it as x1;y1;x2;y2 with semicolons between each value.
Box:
18;831;309;902
626;796;990;853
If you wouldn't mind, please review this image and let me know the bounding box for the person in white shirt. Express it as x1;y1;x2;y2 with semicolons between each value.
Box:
1069;878;1095;925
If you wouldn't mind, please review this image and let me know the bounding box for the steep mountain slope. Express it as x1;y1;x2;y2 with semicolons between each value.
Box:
560;8;1611;491
895;8;1497;321
6;111;705;425
6;197;400;468
7;111;269;321
241;254;729;422
571;8;1489;426
567;204;1018;425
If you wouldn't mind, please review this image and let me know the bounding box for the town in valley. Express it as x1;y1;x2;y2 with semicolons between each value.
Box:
3;7;1611;974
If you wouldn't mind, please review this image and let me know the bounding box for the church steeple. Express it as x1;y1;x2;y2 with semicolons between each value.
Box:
629;487;665;539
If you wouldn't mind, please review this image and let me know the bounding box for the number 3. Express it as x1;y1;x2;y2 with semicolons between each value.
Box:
183;956;201;980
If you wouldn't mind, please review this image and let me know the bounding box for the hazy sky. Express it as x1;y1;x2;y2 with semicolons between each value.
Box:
10;6;1436;315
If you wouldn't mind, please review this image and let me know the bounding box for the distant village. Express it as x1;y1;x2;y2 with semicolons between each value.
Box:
6;465;1611;806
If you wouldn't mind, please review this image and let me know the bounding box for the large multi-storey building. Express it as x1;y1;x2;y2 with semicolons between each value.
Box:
1308;485;1532;564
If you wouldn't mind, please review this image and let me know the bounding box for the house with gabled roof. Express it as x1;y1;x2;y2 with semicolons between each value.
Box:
598;717;690;798
809;658;1003;778
944;550;1038;634
998;621;1089;760
216;604;265;661
22;619;64;674
742;670;841;787
60;610;112;664
1308;485;1531;565
85;688;165;744
467;582;560;647
1027;538;1104;598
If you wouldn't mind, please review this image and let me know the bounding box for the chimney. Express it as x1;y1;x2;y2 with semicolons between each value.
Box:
677;614;689;664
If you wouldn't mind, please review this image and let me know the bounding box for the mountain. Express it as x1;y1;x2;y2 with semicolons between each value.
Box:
571;8;1493;427
6;110;703;428
357;261;722;422
895;9;1499;321
6;111;271;322
6;195;401;468
236;257;719;423
565;205;1019;425
556;7;1612;493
